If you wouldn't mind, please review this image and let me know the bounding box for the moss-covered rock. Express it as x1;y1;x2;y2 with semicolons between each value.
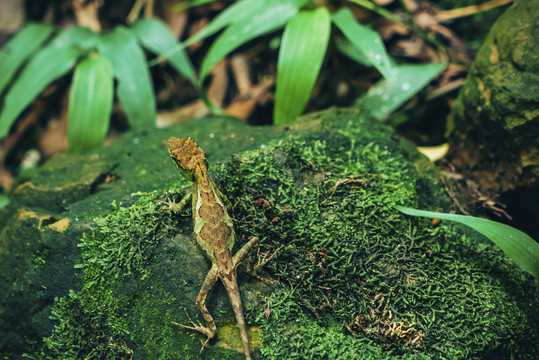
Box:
1;109;537;359
446;0;539;237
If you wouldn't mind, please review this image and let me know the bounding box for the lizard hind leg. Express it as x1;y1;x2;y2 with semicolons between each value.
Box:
247;243;283;285
232;237;260;267
173;264;219;350
236;237;282;285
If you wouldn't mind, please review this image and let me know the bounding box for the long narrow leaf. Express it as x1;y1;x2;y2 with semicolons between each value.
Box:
98;27;156;129
335;38;371;67
130;18;197;86
0;27;95;138
0;194;9;209
184;0;272;46
357;63;446;120
171;0;220;12
332;7;393;80
0;23;56;94
274;8;331;125
68;54;113;153
396;206;539;280
199;0;306;80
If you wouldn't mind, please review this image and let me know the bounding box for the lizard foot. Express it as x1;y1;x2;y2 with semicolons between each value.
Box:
172;319;210;354
171;308;215;348
158;198;182;213
159;190;192;214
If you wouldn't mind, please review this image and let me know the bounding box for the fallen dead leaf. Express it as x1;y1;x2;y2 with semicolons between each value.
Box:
156;100;208;127
49;217;70;232
160;0;188;39
72;0;103;31
225;78;274;120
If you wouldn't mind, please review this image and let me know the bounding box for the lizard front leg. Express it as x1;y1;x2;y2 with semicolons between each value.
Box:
174;264;219;347
163;190;192;214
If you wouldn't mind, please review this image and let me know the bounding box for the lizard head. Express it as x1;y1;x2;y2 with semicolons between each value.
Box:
167;137;208;181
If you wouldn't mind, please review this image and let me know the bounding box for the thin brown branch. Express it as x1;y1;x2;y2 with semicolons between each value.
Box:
436;0;513;22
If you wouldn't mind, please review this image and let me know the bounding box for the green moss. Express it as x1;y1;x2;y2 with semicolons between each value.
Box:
215;131;538;359
259;290;431;360
31;185;250;359
29;190;180;359
29;291;132;360
21;110;537;359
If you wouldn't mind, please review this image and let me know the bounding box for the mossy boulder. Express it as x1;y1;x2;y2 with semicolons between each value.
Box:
446;0;539;236
1;109;537;359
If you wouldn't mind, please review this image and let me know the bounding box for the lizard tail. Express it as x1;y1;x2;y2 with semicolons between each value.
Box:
221;275;252;360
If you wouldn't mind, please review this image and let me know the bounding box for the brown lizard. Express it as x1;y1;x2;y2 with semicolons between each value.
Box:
167;136;258;360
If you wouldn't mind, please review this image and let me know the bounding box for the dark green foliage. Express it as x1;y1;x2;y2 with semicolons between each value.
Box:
397;207;539;280
33;291;132;360
259;290;432;360
31;193;179;359
213;126;538;359
0;18;196;152
30;187;244;359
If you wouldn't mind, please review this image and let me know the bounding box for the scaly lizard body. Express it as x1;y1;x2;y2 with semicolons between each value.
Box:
167;137;258;360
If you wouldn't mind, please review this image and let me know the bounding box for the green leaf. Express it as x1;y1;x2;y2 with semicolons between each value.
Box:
345;0;405;26
184;0;275;46
68;54;113;153
396;206;539;280
130;17;197;86
335;37;371;67
98;26;156;129
172;0;223;13
0;194;9;209
274;8;331;125
331;7;393;79
199;0;306;80
0;27;96;139
0;23;56;94
357;62;446;120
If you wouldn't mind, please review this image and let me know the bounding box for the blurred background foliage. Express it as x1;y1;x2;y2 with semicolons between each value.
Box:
0;0;512;201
